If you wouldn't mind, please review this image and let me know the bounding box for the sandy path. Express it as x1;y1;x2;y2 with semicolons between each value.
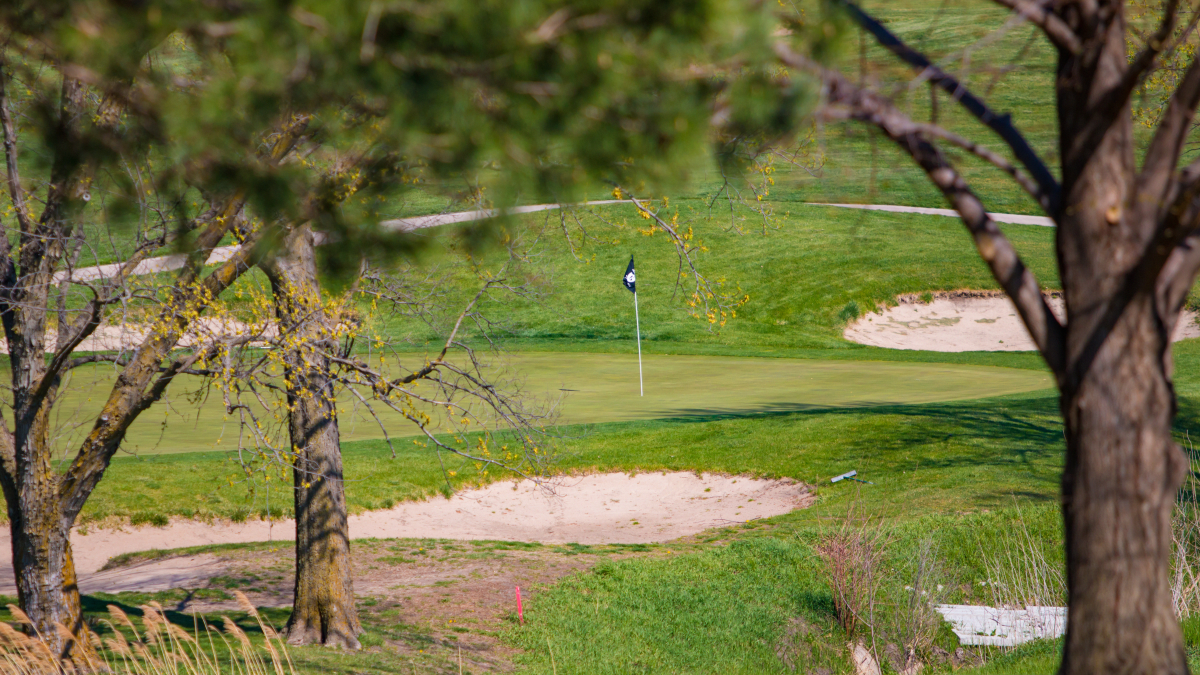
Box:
0;472;810;596
807;203;1055;227
844;291;1200;352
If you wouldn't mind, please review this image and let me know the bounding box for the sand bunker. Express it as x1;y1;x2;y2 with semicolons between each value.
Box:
0;472;811;596
844;291;1200;352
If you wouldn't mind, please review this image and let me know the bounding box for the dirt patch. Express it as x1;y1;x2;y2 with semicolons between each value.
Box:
83;538;677;673
844;290;1200;352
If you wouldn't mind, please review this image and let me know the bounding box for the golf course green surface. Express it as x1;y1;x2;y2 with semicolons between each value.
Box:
35;352;1052;456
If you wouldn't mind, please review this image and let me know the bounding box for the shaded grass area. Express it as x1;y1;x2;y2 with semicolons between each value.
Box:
81;386;1063;525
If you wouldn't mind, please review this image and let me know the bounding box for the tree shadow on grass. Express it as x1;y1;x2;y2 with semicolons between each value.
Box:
662;393;1062;458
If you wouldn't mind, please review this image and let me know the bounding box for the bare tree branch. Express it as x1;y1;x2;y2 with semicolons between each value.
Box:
1158;232;1200;321
777;43;1066;376
1119;0;1182;110
989;0;1083;54
0;58;29;238
819;106;1047;207
1138;55;1200;216
837;0;1061;215
1064;1;1184;179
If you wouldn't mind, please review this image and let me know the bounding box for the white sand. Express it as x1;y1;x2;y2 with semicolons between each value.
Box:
844;291;1200;352
0;472;811;595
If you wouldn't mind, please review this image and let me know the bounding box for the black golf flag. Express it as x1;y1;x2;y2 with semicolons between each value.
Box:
623;254;643;396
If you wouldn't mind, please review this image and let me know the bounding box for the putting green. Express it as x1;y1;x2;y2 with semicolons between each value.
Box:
29;353;1052;456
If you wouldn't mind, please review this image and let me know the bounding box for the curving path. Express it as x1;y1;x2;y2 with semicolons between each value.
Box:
806;202;1055;227
60;200;1045;284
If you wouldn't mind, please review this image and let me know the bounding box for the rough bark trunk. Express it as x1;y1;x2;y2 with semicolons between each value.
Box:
4;478;86;659
1059;295;1188;674
1055;6;1189;672
263;224;362;649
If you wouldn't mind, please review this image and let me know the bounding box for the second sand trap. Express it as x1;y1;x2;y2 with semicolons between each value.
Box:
845;291;1200;352
0;472;811;596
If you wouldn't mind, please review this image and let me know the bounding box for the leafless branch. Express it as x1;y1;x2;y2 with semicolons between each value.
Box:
837;0;1061;215
988;0;1083;54
819;106;1047;208
777;43;1066;377
1139;56;1200;216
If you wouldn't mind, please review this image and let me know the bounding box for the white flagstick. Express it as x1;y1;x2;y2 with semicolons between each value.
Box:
634;289;644;397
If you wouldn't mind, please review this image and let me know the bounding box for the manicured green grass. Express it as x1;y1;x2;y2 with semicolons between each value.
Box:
501;509;1061;675
508;537;838;675
28;198;1064;459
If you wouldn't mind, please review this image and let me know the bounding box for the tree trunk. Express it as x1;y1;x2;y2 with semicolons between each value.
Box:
1059;293;1188;674
1056;8;1189;670
0;303;98;664
263;224;362;649
285;385;361;649
5;480;87;660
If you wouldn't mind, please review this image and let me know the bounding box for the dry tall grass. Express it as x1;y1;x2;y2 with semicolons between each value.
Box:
979;463;1200;618
1172;451;1200;618
0;591;293;675
980;505;1066;609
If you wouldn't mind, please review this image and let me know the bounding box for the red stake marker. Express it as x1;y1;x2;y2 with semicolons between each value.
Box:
516;585;524;625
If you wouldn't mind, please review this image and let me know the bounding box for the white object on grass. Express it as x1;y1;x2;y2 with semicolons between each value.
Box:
934;604;1066;646
831;470;859;483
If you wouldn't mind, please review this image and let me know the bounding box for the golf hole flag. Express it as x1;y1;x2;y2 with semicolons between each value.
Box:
623;256;643;396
